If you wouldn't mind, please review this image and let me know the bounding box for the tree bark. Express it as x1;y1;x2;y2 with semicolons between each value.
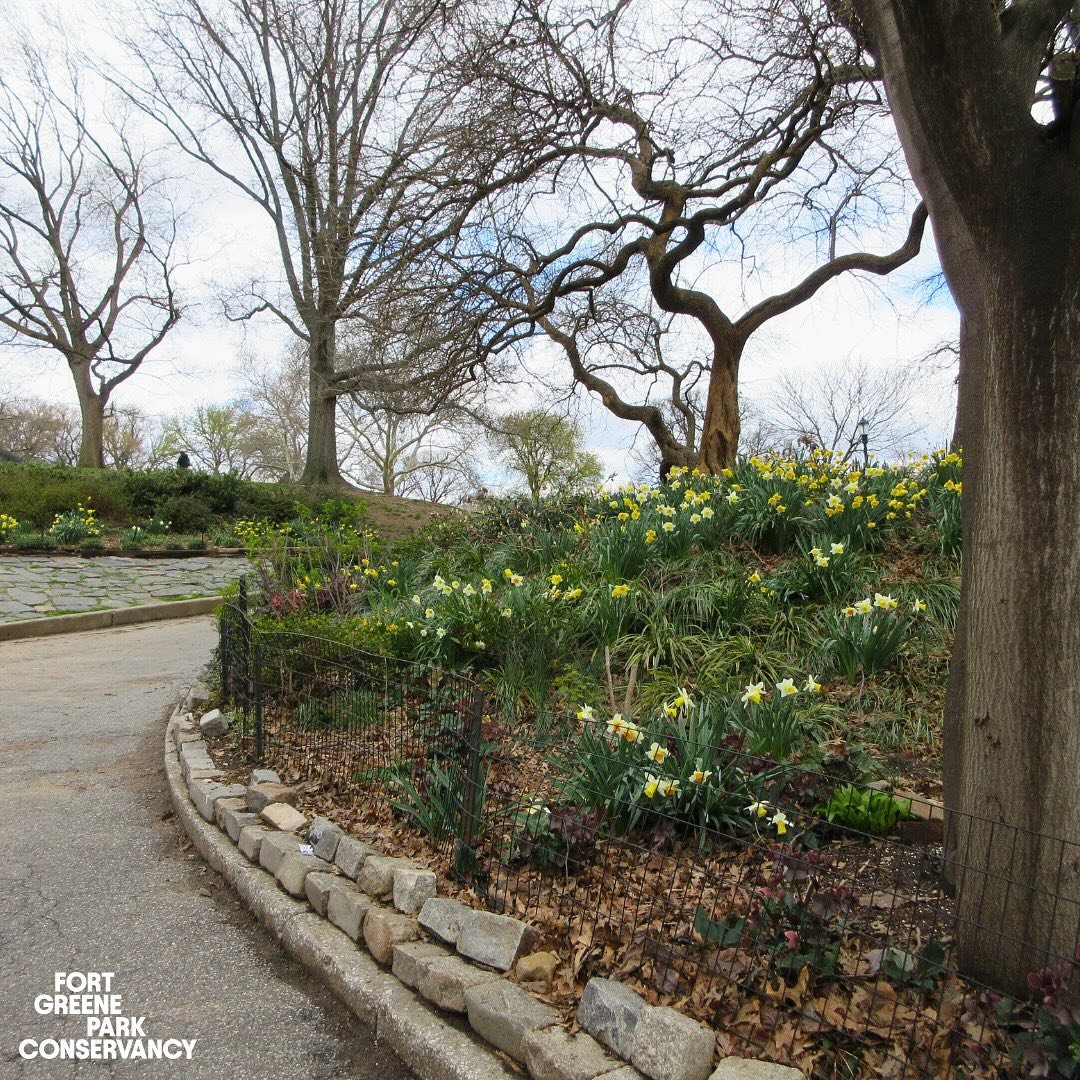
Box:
71;361;106;469
946;271;1080;990
697;331;745;472
301;325;345;487
853;0;1080;993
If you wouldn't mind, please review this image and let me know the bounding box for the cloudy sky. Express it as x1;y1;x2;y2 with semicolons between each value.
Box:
0;0;959;484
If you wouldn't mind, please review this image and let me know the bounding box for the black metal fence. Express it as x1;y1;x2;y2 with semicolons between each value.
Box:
218;594;1079;1078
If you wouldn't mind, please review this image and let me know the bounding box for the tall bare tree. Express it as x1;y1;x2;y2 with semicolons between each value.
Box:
0;46;181;468
119;0;535;486
450;0;927;471
849;0;1080;992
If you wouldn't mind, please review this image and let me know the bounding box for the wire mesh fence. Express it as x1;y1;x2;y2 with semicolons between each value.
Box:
218;596;1080;1078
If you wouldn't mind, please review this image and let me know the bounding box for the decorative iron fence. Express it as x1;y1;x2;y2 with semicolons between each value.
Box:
218;593;1079;1078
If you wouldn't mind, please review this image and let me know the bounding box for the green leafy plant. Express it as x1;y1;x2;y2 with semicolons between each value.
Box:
815;784;912;836
49;503;101;544
391;759;484;843
820;595;919;681
119;526;145;549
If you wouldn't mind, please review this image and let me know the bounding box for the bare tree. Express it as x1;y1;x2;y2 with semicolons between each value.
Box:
449;0;927;471
338;393;479;498
530;283;706;480
236;344;308;482
0;44;181;468
118;0;533;486
849;0;1080;992
760;357;927;460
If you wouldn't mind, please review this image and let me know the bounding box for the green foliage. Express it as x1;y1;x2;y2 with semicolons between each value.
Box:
814;784;911;836
820;599;917;681
49;504;101;543
736;689;819;761
119;526;145;549
491;409;604;500
391;759;483;843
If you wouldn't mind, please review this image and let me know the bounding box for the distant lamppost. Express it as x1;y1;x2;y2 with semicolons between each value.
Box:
858;417;869;468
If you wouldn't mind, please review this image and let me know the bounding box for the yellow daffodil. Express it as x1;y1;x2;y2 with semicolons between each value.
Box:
776;678;797;697
424;607;435;619
804;675;822;694
747;572;761;585
912;598;927;614
622;722;642;743
549;573;563;585
645;529;657;544
873;592;898;611
746;799;769;818
662;521;675;532
741;681;765;705
643;774;660;799
770;810;790;835
501;607;512;617
726;491;739;504
830;542;845;555
646;741;669;764
606;714;627;737
610;583;630;598
690;768;712;785
509;573;524;587
576;704;595;721
855;597;873;615
503;568;514;579
657;778;680;797
481;579;493;594
701;507;714;519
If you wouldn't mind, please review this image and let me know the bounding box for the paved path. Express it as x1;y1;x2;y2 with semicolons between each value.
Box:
0;619;413;1079
0;556;245;623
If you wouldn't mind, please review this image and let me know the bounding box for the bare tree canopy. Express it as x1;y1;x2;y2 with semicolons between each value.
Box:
116;0;540;485
754;357;927;461
445;0;927;471
0;39;181;468
849;0;1080;992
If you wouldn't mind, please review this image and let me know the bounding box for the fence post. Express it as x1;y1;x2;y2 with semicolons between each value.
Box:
454;686;486;881
237;576;250;713
253;638;264;760
220;604;232;706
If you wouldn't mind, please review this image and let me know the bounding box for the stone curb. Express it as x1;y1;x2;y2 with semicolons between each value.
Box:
164;699;517;1080
167;690;799;1080
0;547;247;559
0;596;222;642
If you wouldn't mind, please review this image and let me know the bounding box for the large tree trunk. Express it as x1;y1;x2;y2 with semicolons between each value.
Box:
71;361;106;469
946;269;1080;991
301;323;345;487
697;332;745;472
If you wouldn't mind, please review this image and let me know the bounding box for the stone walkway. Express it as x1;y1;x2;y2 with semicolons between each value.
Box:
0;555;246;623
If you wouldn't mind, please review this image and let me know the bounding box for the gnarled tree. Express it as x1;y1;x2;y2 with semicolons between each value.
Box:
450;0;928;471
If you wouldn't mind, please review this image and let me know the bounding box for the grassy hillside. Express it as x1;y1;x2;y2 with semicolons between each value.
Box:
246;449;962;794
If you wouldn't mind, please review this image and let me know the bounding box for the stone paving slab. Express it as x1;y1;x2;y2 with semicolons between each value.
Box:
0;555;243;623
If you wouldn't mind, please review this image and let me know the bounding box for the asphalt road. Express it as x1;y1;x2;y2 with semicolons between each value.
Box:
0;617;414;1079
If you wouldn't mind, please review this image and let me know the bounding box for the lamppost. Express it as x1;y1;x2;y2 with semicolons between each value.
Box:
858;417;869;468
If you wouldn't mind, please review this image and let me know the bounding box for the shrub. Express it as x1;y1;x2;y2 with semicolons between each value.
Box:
158;493;214;534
